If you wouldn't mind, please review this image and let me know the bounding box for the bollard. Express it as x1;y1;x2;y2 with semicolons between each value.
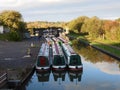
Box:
31;42;34;47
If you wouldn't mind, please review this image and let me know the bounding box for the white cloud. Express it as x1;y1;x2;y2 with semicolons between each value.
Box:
0;0;17;4
0;0;19;7
95;62;120;75
0;0;120;21
0;0;61;7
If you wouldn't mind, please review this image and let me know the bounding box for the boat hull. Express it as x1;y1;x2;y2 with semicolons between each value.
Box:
36;66;51;72
52;65;66;71
68;65;83;71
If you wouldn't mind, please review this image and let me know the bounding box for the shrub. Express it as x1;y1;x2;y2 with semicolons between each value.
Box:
0;31;22;41
7;31;22;41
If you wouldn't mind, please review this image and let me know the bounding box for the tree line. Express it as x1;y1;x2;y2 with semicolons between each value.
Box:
68;16;120;41
1;10;120;42
27;21;66;29
26;21;67;36
0;10;67;41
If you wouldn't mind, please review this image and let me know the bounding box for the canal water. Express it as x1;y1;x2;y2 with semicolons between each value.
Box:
24;45;120;90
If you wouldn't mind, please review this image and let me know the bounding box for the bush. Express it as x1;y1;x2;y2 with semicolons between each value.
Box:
0;31;22;41
0;34;7;41
7;31;22;41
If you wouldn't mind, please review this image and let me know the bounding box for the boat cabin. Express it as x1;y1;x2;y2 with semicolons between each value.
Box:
52;42;66;70
36;43;50;70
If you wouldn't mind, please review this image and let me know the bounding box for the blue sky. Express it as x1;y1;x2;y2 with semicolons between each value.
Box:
0;0;120;22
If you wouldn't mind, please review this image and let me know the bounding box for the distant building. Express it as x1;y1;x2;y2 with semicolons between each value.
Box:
0;25;10;34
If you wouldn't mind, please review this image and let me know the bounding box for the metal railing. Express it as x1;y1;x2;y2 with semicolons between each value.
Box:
0;72;7;88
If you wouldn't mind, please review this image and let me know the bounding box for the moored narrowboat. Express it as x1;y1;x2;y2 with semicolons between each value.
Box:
52;42;66;70
61;43;83;70
36;43;51;71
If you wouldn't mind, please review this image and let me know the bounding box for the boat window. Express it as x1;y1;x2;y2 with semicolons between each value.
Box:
37;56;49;67
53;55;65;65
69;55;81;65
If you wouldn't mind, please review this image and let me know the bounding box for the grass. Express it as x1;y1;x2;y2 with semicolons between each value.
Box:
67;32;87;40
92;43;120;57
68;32;120;57
93;38;120;47
68;32;120;43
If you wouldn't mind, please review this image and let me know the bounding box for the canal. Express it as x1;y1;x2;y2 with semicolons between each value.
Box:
22;44;120;90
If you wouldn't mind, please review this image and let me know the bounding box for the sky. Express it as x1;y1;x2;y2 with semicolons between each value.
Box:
0;0;120;22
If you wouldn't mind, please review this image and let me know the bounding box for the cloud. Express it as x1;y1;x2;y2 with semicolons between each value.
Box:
0;0;120;21
95;61;120;75
0;0;19;7
0;0;91;8
0;0;61;7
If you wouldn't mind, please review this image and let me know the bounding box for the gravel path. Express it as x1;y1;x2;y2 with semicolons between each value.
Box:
0;37;45;70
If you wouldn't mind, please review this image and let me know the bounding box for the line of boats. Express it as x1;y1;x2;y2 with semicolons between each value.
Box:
36;37;83;72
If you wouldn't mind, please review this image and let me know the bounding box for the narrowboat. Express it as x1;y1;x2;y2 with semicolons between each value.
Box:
52;42;66;70
36;43;51;71
61;43;83;70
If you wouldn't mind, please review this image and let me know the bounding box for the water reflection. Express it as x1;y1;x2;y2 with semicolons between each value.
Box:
73;40;120;75
24;40;120;90
35;69;83;86
52;70;66;85
95;62;120;75
36;70;50;84
68;70;83;85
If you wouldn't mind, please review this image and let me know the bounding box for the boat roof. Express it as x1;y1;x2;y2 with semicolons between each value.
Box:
66;44;76;54
57;37;67;43
52;42;63;55
62;43;76;56
38;43;49;56
52;37;58;42
45;37;54;45
45;37;53;42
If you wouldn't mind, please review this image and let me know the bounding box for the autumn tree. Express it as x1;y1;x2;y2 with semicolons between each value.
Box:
68;16;89;33
0;10;26;41
81;16;103;39
102;20;120;40
0;10;26;33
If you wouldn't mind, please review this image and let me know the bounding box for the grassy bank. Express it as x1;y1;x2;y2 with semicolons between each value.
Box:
91;42;120;57
68;32;120;58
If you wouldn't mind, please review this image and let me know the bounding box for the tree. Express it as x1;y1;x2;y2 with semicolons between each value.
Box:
68;16;89;33
0;10;26;41
81;16;102;39
103;20;119;40
0;10;25;32
115;18;120;22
